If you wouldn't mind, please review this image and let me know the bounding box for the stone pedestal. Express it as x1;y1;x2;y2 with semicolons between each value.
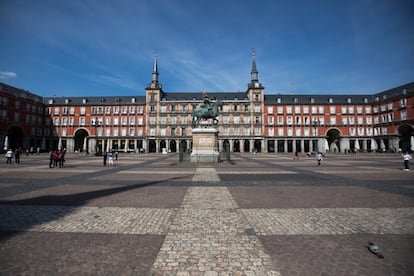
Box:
191;127;220;163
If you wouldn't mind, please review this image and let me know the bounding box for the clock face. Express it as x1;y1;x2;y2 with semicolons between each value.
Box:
255;83;259;88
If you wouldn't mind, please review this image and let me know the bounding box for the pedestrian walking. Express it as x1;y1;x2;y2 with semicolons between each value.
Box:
14;148;20;164
402;152;412;171
115;151;118;161
316;152;323;166
108;152;114;166
103;150;108;166
293;151;299;160
5;149;13;164
48;150;54;168
52;150;59;168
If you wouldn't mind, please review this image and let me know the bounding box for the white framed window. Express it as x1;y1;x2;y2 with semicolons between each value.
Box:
268;127;274;137
129;116;135;125
286;106;292;114
267;106;273;114
278;127;284;136
303;105;309;114
268;116;274;125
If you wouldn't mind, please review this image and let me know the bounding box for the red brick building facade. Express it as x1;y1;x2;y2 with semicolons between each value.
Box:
1;54;413;154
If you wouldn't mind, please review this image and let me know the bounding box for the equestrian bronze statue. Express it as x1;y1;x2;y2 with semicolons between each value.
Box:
192;96;223;127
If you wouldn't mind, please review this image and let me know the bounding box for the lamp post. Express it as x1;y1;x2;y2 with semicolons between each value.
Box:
313;120;319;152
93;117;101;154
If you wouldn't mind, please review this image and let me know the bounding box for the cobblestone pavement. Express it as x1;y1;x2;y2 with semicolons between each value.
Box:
0;152;413;275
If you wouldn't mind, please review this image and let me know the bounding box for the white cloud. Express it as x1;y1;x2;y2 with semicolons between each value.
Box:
0;71;17;79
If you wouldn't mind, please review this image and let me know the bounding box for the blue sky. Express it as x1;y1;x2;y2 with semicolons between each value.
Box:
0;0;413;97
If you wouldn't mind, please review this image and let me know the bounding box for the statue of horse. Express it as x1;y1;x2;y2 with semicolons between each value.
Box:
192;100;222;127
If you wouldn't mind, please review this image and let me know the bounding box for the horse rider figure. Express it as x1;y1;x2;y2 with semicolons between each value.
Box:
201;95;212;117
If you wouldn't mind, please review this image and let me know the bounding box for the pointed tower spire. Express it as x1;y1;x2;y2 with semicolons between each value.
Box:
248;49;263;89
152;51;159;84
251;49;259;83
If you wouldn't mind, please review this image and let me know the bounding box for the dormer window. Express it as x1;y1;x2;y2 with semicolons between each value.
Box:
310;98;315;104
347;98;352;104
131;98;136;103
65;98;70;104
115;98;121;103
277;98;281;104
100;98;105;103
293;98;298;104
328;98;333;104
82;98;87;104
48;99;54;104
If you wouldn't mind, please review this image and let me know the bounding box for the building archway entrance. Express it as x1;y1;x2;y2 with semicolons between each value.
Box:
148;140;156;153
180;140;187;152
160;140;166;153
398;124;414;152
6;126;24;150
327;129;341;152
244;140;250;153
74;129;89;153
170;140;177;152
233;140;240;152
254;140;261;153
223;139;230;152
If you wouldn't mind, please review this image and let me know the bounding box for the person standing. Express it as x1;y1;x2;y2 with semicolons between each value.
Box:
316;152;323;166
14;148;20;164
5;149;13;164
402;152;412;171
49;150;54;168
103;150;108;166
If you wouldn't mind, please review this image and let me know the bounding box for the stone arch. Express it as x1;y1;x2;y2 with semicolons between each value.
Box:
73;128;90;153
254;140;261;153
180;140;188;152
170;140;177;152
398;123;414;152
326;128;342;153
148;140;156;153
6;125;24;150
233;139;240;152
223;139;230;152
160;140;167;152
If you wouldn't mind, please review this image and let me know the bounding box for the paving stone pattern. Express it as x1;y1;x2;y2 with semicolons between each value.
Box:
150;186;281;275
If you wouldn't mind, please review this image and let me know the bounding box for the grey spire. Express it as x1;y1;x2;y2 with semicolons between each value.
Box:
251;49;259;83
152;52;159;84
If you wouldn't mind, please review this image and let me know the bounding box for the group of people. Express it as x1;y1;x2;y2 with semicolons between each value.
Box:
49;149;66;168
293;151;412;170
102;150;118;166
5;148;21;164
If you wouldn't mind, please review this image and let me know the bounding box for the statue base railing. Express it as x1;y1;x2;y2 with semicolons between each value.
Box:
190;127;220;163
